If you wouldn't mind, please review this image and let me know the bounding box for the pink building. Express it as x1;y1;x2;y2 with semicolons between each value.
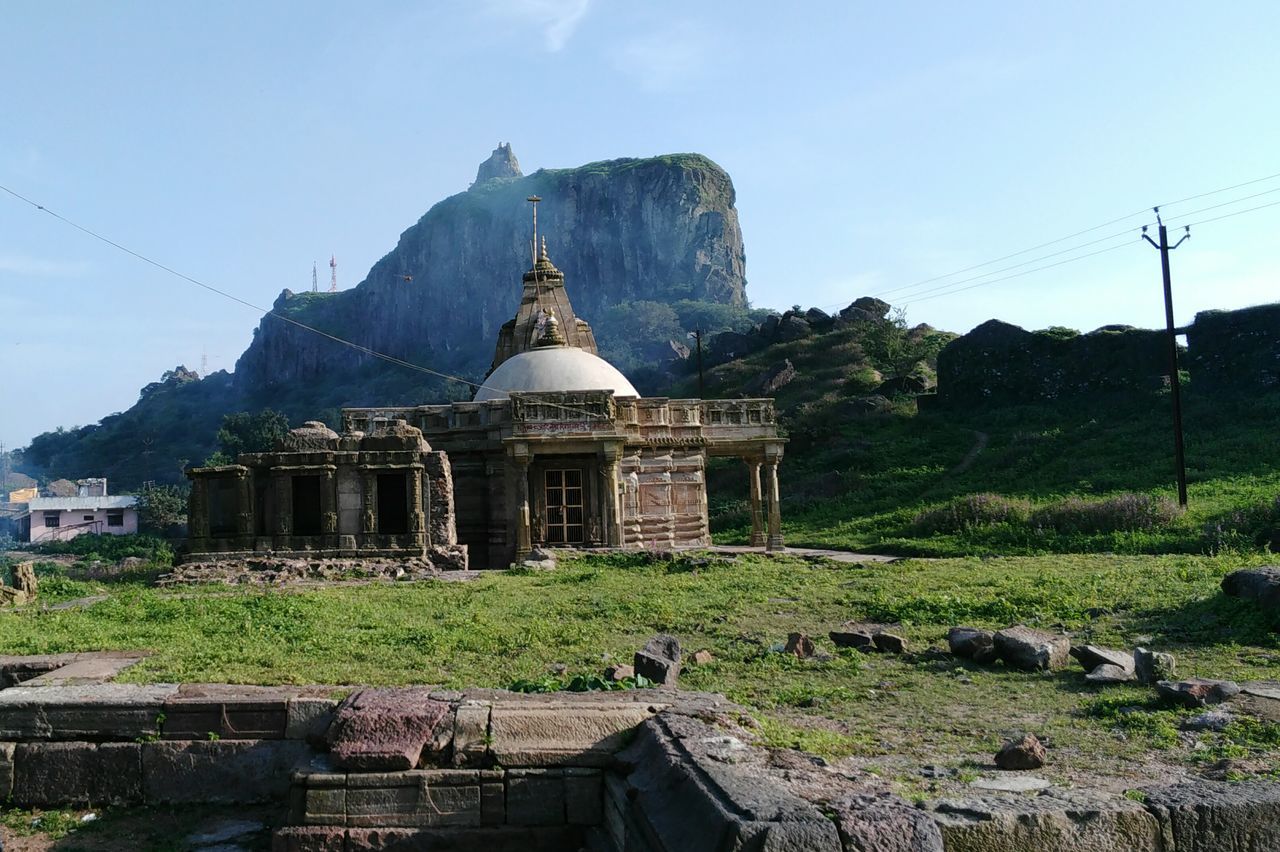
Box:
24;495;139;542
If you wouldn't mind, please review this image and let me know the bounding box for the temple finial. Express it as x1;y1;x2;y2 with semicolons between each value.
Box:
540;235;548;260
527;195;541;267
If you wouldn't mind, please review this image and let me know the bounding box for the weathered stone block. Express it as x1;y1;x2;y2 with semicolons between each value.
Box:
927;789;1162;852
451;701;491;766
1141;780;1280;852
272;825;345;852
304;786;346;825
328;688;453;771
345;779;482;828
506;771;566;826
613;714;842;851
0;683;177;740
12;741;143;806
948;627;998;663
481;780;505;825
833;792;944;852
564;767;603;825
287;696;338;742
142;739;311;803
489;701;658;767
994;626;1071;671
0;741;14;800
19;651;147;687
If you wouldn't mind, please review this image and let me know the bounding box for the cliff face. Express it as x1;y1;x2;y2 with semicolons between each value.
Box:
234;151;746;395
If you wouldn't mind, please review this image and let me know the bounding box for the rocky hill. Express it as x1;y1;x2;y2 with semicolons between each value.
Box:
18;147;753;488
234;147;747;395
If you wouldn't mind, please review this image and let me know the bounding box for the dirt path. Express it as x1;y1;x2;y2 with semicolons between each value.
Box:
948;429;989;475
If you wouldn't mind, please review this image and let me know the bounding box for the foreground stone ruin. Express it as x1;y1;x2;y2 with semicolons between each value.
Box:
1;653;1278;851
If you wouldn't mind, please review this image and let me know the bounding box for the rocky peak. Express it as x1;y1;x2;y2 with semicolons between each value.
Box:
473;142;522;186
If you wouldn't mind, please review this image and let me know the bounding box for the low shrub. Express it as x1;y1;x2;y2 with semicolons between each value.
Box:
30;534;174;565
1031;493;1183;534
1202;495;1280;554
912;493;1032;535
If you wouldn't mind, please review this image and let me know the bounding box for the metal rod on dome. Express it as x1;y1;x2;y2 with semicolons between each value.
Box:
527;195;541;269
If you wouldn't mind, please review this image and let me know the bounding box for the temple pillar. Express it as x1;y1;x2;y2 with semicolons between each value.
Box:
235;472;253;539
272;471;292;546
600;446;622;547
747;459;765;547
764;457;784;552
321;469;338;536
360;471;377;536
408;467;426;550
514;454;532;561
189;478;209;540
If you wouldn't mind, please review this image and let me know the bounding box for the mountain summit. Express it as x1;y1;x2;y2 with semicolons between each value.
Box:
473;142;523;184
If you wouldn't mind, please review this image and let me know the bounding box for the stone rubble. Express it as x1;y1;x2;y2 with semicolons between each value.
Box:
994;626;1071;671
633;634;681;686
947;627;998;663
1134;647;1177;685
994;733;1047;770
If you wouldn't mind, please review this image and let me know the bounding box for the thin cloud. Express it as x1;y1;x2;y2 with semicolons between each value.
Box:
614;28;709;93
0;253;90;278
486;0;592;52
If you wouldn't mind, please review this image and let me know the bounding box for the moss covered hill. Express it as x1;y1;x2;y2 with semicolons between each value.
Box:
20;148;761;489
234;147;749;395
688;305;1280;558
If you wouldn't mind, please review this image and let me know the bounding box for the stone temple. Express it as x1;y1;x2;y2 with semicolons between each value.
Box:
186;218;785;570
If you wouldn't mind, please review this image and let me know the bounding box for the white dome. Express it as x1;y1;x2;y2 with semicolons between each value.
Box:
474;347;639;401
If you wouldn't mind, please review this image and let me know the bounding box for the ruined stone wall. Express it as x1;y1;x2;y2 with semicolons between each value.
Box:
936;303;1280;407
1187;303;1280;393
935;321;1167;407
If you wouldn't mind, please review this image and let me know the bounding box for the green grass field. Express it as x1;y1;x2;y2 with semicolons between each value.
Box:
3;549;1277;791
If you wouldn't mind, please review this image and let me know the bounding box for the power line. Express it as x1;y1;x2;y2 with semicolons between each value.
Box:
903;195;1280;307
0;183;609;421
902;241;1134;306
1178;197;1280;229
869;223;1148;305
817;168;1280;311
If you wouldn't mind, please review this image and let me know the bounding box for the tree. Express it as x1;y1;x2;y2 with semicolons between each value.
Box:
135;482;188;534
214;409;291;460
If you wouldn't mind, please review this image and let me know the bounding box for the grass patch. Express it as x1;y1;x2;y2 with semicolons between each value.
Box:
0;551;1276;777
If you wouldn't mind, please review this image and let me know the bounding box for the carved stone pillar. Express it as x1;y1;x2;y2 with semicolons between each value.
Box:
514;454;532;561
409;468;426;544
747;460;765;547
235;472;253;539
321;469;338;535
764;458;784;551
189;478;209;540
272;471;292;551
600;447;622;547
360;471;377;536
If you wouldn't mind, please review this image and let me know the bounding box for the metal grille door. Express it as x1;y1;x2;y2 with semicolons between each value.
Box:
545;468;585;544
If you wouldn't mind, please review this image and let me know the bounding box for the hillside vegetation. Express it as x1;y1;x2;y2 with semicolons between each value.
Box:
691;313;1280;557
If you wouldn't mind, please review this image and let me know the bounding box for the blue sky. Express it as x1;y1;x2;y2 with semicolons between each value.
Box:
2;2;1278;449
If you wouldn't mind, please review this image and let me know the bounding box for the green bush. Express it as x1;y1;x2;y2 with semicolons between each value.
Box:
30;534;174;565
912;493;1033;535
1031;493;1183;534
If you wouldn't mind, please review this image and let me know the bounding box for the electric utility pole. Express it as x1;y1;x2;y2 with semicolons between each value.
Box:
1142;208;1191;507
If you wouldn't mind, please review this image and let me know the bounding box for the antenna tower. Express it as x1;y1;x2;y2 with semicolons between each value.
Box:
312;261;318;293
201;347;208;376
329;255;338;292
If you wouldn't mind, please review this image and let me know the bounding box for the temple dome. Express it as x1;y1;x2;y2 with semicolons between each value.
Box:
474;347;639;402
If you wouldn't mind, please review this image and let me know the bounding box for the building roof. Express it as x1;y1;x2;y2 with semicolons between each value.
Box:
473;346;640;402
27;496;138;511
